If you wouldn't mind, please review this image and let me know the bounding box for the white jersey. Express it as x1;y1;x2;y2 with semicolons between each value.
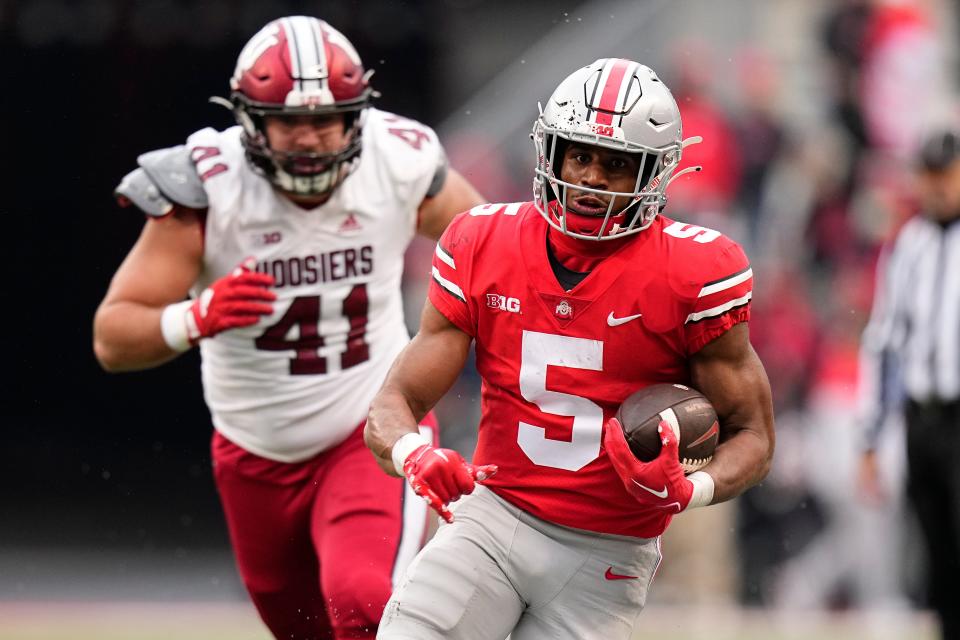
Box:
185;108;444;462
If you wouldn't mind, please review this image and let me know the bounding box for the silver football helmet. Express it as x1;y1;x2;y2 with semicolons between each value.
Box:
532;58;701;240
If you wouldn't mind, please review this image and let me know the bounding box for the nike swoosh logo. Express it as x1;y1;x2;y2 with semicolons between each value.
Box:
605;567;639;580
688;421;720;448
632;480;668;499
607;311;642;326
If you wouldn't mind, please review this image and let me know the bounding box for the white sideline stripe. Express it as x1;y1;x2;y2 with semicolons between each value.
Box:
698;268;753;297
435;244;456;269
431;267;465;301
686;291;752;324
392;425;432;588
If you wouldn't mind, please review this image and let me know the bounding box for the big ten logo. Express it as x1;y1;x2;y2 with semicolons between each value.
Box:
589;123;615;137
254;231;283;246
487;293;521;314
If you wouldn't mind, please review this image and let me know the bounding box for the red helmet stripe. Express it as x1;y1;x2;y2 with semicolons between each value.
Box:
593;58;631;125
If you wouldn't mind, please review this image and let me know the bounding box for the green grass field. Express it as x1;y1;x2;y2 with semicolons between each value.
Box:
0;602;936;640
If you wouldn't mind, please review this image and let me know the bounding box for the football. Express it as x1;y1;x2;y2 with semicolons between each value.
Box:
613;383;719;474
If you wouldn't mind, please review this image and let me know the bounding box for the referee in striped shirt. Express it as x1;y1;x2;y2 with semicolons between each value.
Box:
859;129;960;640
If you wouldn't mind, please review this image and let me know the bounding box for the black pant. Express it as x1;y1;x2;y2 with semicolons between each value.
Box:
905;399;960;640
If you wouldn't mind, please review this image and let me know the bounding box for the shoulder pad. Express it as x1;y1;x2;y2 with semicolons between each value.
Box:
114;145;209;216
114;167;174;217
137;146;208;209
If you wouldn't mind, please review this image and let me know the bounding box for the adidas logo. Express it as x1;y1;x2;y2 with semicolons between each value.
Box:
339;213;362;232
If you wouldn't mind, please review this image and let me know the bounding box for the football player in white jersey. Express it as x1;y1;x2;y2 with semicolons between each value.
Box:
93;16;483;640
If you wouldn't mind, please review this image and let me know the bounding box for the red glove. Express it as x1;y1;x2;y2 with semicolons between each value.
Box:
603;418;694;513
403;445;498;523
184;258;276;344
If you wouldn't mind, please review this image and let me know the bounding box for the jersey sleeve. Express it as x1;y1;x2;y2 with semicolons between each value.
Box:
683;242;753;354
427;213;477;336
365;109;447;229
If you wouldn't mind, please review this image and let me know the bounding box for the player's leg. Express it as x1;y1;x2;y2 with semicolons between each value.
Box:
507;507;661;640
212;431;332;639
908;405;960;640
945;419;960;640
311;419;437;639
378;486;524;640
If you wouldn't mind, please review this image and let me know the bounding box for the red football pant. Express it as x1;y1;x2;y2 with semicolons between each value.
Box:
212;417;435;640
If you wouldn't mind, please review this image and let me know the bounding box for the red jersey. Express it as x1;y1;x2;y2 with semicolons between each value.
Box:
428;202;752;538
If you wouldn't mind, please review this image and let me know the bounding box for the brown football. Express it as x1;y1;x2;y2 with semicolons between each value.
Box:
614;383;719;474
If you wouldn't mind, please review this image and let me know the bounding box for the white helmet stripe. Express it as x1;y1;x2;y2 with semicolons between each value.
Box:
584;60;605;121
281;17;302;93
613;61;640;127
288;16;326;92
307;18;330;93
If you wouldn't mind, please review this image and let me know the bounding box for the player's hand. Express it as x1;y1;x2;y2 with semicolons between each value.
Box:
185;257;276;343
603;418;693;512
402;445;498;523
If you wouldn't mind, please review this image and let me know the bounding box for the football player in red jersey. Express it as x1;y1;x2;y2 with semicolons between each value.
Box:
93;16;484;640
366;58;775;639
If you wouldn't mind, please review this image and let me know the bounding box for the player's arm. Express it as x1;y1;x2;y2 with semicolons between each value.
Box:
365;298;495;523
93;208;206;372
366;299;472;475
93;207;276;372
689;322;775;503
415;168;484;241
856;241;903;502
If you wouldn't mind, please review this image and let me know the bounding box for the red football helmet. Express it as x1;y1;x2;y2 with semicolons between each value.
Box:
218;16;375;199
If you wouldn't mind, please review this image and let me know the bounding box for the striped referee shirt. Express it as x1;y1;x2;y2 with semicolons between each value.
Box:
859;215;960;447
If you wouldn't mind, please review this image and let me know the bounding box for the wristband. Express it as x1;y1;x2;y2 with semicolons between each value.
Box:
685;470;715;510
160;300;194;352
391;432;431;475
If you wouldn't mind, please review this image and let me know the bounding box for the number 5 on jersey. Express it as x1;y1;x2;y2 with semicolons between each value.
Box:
255;284;369;375
518;330;605;471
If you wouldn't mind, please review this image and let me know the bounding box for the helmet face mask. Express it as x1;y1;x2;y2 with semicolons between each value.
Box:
532;58;690;241
219;16;375;201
